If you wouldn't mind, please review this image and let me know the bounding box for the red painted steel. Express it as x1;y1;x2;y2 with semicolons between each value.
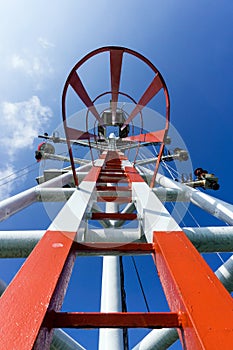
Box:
125;129;165;143
44;311;180;329
0;230;76;350
153;231;233;349
125;166;144;182
122;74;163;128
110;49;123;106
99;172;125;177
150;141;165;188
69;71;102;124
73;242;154;254
83;165;102;182
97;177;129;183
97;196;131;203
66;126;95;140
62;47;170;186
91;212;137;220
96;185;131;191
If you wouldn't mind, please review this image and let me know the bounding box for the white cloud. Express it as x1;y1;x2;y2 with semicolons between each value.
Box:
11;53;54;78
0;96;53;199
0;96;53;158
11;55;28;70
6;37;55;91
38;37;55;49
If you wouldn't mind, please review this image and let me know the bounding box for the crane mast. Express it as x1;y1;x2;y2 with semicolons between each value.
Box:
0;46;232;350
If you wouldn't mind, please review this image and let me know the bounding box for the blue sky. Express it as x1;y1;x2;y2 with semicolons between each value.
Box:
0;1;233;349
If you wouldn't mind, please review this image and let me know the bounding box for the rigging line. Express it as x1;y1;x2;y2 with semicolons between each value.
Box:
0;162;38;183
0;164;38;188
161;160;176;180
151;143;159;156
161;164;180;181
119;256;129;350
168;200;186;227
172;194;201;230
0;169;38;189
179;197;227;265
185;205;200;227
162;161;182;177
216;252;225;264
131;256;150;313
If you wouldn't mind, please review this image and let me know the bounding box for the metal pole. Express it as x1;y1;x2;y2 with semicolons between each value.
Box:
155;171;233;225
98;255;124;350
0;163;91;222
1;226;233;258
51;329;86;350
183;226;233;252
98;199;124;349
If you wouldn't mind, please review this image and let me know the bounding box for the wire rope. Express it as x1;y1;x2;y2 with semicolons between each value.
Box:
131;256;150;313
159;161;228;266
119;257;129;350
0;162;38;188
0;162;38;183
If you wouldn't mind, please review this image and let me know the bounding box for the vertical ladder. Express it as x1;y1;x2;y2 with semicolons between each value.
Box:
0;151;233;350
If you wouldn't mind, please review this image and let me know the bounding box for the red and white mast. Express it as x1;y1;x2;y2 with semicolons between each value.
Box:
0;46;232;350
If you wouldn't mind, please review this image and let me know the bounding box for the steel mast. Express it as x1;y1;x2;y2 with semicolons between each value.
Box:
0;46;233;350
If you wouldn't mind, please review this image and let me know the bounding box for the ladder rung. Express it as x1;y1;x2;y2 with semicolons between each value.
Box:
99;173;126;178
101;166;125;172
91;213;137;220
44;311;180;329
96;185;131;191
97;178;129;183
97;197;132;203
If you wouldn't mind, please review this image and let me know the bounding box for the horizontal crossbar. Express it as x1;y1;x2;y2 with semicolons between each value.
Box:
91;212;137;220
73;242;154;255
44;312;181;329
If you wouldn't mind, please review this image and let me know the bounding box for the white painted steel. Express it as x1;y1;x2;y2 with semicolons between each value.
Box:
1;226;233;257
98;198;124;350
0;230;44;257
115;202;136;228
183;226;233;252
0;279;7;295
49;180;96;235
0;163;91;222
84;228;140;242
0;187;187;218
155;172;233;225
42;152;90;166
132;182;181;242
0;187;39;222
153;187;188;202
51;329;86;350
106;199;119;227
136;166;233;225
215;255;233;292
98;256;124;350
36;188;75;201
132;328;178;350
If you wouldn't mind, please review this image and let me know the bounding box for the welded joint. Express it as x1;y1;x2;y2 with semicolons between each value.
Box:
152;241;161;254
177;311;187;328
